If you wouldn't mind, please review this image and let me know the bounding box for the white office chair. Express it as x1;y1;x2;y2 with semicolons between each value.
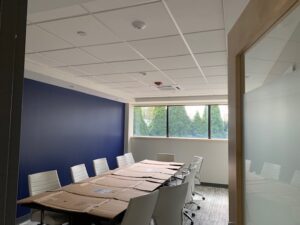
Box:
291;170;300;187
245;159;251;173
183;164;200;225
153;182;188;225
157;153;175;162
117;155;128;168
70;163;89;183
120;191;159;225
260;162;281;180
93;158;110;176
124;152;135;165
28;170;68;225
191;156;205;201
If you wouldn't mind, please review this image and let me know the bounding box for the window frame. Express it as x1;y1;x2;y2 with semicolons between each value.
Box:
133;104;228;140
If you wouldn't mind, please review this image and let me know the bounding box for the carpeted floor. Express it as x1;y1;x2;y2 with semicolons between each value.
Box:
184;186;228;225
19;186;228;225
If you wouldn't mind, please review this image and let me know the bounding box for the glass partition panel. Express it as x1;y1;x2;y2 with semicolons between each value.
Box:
244;5;300;225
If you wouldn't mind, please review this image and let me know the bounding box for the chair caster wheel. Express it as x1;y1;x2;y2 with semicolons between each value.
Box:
191;222;194;225
197;206;201;210
192;193;195;196
192;213;196;217
202;197;205;200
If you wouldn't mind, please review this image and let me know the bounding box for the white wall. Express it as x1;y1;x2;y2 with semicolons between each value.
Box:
130;137;228;185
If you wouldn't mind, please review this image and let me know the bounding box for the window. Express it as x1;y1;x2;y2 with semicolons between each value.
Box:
169;106;208;138
133;106;167;137
133;105;228;139
210;105;228;139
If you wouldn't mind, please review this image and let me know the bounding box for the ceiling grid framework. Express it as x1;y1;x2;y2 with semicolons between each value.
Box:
25;0;244;102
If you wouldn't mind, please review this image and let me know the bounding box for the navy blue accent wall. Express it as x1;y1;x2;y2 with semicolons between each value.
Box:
17;79;125;217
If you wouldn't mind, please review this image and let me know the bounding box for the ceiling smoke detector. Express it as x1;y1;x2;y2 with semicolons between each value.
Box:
132;20;147;30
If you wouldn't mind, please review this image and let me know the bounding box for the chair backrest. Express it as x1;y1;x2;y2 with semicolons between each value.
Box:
124;152;135;165
193;156;204;176
260;162;281;180
28;170;61;196
245;159;251;173
70;164;89;183
291;170;300;187
183;164;197;203
93;158;110;176
157;153;175;162
153;183;188;225
117;155;128;168
121;191;159;225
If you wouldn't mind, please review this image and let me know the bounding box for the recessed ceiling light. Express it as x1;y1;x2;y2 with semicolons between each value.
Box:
132;20;146;30
77;31;87;36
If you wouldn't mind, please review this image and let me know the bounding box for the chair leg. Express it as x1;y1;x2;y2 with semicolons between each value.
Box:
190;201;201;210
38;210;44;225
184;210;194;225
193;191;205;200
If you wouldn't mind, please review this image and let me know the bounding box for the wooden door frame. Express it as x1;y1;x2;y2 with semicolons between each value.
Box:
0;0;28;224
228;0;300;224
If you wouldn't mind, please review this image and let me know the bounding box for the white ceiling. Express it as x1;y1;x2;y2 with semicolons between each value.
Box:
25;0;249;103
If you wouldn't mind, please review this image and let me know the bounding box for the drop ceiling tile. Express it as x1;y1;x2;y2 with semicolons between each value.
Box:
27;5;87;23
82;0;156;13
150;55;195;70
131;71;173;86
202;65;227;76
206;75;227;84
180;83;208;89
75;60;155;75
39;15;119;47
164;68;201;78
206;83;227;89
26;53;62;67
42;48;101;66
185;30;226;53
59;66;90;76
82;43;141;62
95;2;178;41
108;60;156;74
26;25;72;53
195;51;227;67
130;35;188;58
73;63;116;75
89;74;136;83
105;81;143;88
213;88;228;95
174;77;205;85
164;0;224;33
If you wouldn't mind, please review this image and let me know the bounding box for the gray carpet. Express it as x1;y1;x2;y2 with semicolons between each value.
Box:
184;186;229;225
19;186;228;225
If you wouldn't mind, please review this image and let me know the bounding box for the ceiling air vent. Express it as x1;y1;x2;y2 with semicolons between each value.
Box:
157;85;181;91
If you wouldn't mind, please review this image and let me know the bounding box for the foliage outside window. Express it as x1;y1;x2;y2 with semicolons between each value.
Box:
169;106;208;138
134;106;166;137
211;105;228;139
133;105;228;139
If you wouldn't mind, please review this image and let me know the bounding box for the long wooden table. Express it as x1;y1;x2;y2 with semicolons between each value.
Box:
18;160;184;224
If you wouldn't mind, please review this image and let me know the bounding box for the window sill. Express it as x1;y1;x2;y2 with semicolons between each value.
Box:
131;136;228;142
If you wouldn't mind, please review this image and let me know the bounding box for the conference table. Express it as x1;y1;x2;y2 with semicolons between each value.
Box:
18;159;184;225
